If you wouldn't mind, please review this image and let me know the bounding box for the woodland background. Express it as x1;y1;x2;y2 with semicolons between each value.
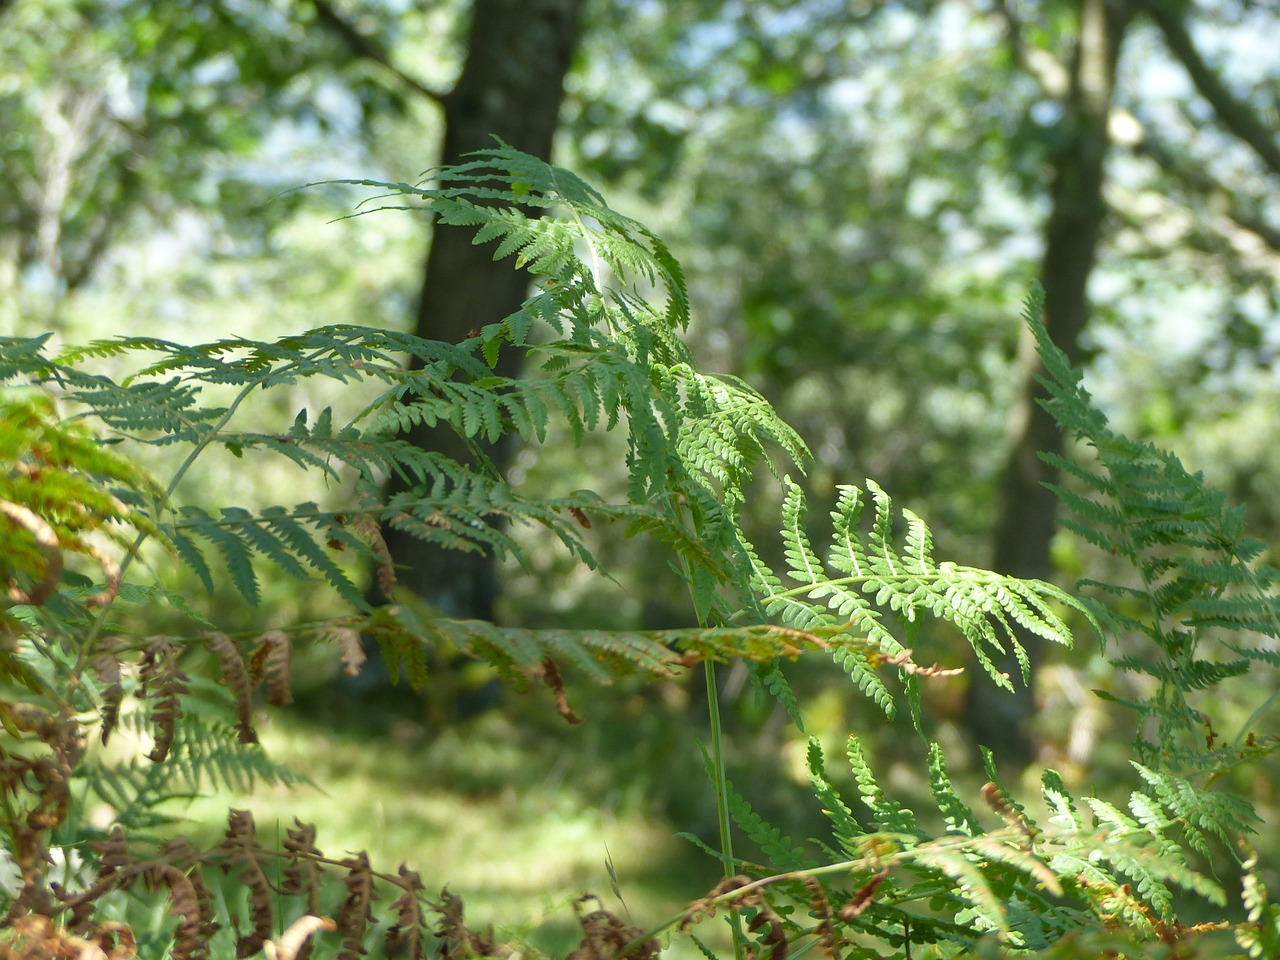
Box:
3;0;1280;953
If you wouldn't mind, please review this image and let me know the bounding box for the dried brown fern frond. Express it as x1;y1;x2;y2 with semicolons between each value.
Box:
141;863;206;960
0;704;81;837
538;657;581;724
837;869;888;921
565;895;658;960
255;631;293;707
263;916;337;960
328;626;366;679
90;650;124;746
216;811;276;959
383;866;427;960
137;638;189;763
347;515;395;601
0;703;83;919
158;839;219;950
680;877;787;960
336;853;376;960
280;820;323;915
47;821;442;960
431;889;505;959
0;500;62;608
205;633;257;744
55;828;136;934
0;915;136;960
800;875;842;959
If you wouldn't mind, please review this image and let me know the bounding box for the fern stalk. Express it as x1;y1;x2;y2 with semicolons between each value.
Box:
703;664;736;879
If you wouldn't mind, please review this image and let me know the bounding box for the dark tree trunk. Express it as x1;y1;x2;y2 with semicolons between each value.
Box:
380;0;584;619
965;0;1132;766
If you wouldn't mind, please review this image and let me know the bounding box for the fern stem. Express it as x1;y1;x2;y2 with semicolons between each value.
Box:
704;661;735;877
1234;687;1280;748
703;659;746;960
625;829;1008;950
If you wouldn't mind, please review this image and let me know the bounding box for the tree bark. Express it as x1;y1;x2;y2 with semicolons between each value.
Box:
378;0;584;620
966;0;1132;766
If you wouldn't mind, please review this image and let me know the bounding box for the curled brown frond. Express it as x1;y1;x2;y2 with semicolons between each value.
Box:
142;863;205;960
256;630;293;707
330;626;367;679
337;853;376;960
91;650;124;746
281;820;323;915
0;915;137;960
539;657;582;724
218;810;275;958
0;499;63;606
90;826;131;882
879;649;965;678
981;781;1031;836
26;756;71;831
349;515;395;600
565;895;658;960
137;638;189;763
94;921;137;960
431;889;503;959
79;538;122;609
159;838;219;949
745;900;787;960
55;827;135;932
205;632;257;744
680;875;755;931
801;876;841;958
384;866;427;960
838;869;889;921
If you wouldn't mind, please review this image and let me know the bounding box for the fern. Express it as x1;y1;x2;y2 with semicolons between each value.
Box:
3;146;1276;959
1027;285;1280;773
750;476;1097;726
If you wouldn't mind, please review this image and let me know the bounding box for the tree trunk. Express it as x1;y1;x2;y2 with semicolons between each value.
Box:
966;0;1132;766
380;0;584;619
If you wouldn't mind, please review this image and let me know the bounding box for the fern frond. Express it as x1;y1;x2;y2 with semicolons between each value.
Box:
772;478;1093;693
1028;285;1280;762
725;781;809;871
928;743;980;836
806;739;864;857
1131;763;1259;857
846;737;918;836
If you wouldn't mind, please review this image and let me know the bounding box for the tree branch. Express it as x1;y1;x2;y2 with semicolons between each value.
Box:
307;0;447;105
993;0;1070;98
1133;130;1280;253
999;0;1280;255
1139;0;1280;177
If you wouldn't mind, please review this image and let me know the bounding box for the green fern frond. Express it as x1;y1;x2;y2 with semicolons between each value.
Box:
725;782;809;871
806;738;863;856
846;737;918;836
1238;849;1280;959
1131;763;1259;857
1028;285;1280;762
928;743;981;836
751;661;804;730
167;504;366;608
773;478;1092;692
